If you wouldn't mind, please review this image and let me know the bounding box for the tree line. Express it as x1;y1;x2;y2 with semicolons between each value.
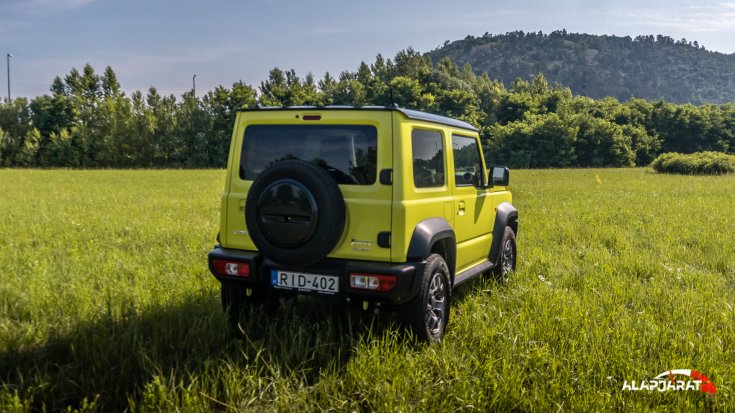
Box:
1;49;734;169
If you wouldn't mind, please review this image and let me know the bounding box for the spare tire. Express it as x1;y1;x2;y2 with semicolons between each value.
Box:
245;160;346;266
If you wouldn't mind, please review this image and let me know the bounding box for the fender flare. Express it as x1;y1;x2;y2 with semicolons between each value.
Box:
406;217;457;278
489;202;518;265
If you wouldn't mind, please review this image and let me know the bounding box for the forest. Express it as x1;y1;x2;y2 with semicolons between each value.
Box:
428;30;735;104
1;46;734;169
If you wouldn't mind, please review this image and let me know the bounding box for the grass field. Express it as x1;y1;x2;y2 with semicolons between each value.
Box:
1;168;734;412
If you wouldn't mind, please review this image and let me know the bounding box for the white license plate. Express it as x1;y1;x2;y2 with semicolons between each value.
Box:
271;270;339;294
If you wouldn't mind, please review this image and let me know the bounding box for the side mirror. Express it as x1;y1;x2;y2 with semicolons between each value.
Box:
490;166;510;187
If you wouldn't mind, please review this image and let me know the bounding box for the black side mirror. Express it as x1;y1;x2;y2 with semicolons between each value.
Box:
490;166;510;186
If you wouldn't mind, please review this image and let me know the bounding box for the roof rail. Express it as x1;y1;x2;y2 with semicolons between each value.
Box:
239;105;478;131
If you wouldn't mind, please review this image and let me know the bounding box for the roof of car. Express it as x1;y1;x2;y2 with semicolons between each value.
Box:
239;105;479;132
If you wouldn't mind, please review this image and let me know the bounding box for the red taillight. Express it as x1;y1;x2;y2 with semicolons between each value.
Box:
349;273;397;292
212;259;250;278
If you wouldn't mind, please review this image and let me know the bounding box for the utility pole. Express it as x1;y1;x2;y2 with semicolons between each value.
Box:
192;74;197;96
6;53;11;103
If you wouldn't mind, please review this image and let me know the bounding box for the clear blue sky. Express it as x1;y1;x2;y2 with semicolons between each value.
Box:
2;0;734;99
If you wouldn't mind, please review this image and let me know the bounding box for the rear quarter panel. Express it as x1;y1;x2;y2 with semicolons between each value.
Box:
391;114;456;263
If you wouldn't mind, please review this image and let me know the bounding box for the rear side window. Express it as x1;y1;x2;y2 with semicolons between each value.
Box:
451;135;484;187
412;129;445;188
240;125;377;185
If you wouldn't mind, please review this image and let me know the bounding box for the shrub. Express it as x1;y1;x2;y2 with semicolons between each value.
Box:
650;151;735;175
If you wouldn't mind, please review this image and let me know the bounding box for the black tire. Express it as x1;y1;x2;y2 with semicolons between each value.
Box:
245;160;345;267
220;283;244;330
220;284;279;330
491;226;516;283
400;254;451;343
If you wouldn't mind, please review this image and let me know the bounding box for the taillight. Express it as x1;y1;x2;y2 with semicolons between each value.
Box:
349;273;397;292
212;259;250;278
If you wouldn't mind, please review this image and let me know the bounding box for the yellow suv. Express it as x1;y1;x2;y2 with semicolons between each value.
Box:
208;106;518;342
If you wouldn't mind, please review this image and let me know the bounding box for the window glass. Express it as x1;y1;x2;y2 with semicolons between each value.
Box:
240;125;377;185
452;135;483;187
412;129;444;188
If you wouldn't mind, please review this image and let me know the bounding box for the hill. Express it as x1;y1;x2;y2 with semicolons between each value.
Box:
427;31;735;104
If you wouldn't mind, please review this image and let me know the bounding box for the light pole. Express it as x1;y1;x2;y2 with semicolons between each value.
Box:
6;53;11;103
192;74;196;96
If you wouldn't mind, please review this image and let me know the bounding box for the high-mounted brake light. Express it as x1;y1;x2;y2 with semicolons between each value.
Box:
302;115;321;121
212;259;250;278
349;273;397;292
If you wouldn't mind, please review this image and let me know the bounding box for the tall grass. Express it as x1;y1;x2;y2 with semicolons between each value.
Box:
1;168;733;411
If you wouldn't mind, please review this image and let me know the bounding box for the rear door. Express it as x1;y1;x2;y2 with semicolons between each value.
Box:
223;110;393;262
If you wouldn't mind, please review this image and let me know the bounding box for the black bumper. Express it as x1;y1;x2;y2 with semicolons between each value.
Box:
208;246;424;305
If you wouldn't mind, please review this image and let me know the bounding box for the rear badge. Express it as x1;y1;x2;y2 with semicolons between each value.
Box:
351;238;372;252
232;230;249;235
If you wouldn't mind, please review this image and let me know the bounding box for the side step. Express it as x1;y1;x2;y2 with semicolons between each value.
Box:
453;260;494;288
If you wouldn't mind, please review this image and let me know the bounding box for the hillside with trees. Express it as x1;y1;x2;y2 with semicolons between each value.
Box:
428;31;735;104
1;47;734;169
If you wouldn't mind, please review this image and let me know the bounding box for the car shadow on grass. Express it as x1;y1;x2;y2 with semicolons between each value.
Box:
0;290;392;411
0;273;505;411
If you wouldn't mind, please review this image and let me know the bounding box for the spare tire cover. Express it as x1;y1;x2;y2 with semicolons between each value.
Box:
245;160;346;266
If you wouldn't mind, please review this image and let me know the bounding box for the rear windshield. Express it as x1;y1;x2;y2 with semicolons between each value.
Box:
240;125;378;185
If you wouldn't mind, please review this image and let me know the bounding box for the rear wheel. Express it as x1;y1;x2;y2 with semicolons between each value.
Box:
220;284;244;328
400;254;450;343
220;284;279;335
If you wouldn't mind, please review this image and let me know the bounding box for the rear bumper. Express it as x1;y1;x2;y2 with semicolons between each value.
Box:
208;246;424;304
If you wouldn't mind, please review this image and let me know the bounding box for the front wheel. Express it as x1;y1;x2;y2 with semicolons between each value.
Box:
400;254;450;343
491;226;516;283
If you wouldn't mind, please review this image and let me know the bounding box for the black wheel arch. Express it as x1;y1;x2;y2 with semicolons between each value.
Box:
407;217;457;282
489;202;518;265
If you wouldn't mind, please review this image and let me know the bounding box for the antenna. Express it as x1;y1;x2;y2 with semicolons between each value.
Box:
388;85;398;108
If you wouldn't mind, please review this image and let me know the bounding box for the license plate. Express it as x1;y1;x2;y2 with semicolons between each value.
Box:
271;270;339;294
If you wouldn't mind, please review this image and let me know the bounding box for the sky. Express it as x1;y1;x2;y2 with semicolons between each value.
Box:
2;0;735;99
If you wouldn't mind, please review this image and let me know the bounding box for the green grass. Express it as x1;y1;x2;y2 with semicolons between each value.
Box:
1;168;734;412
